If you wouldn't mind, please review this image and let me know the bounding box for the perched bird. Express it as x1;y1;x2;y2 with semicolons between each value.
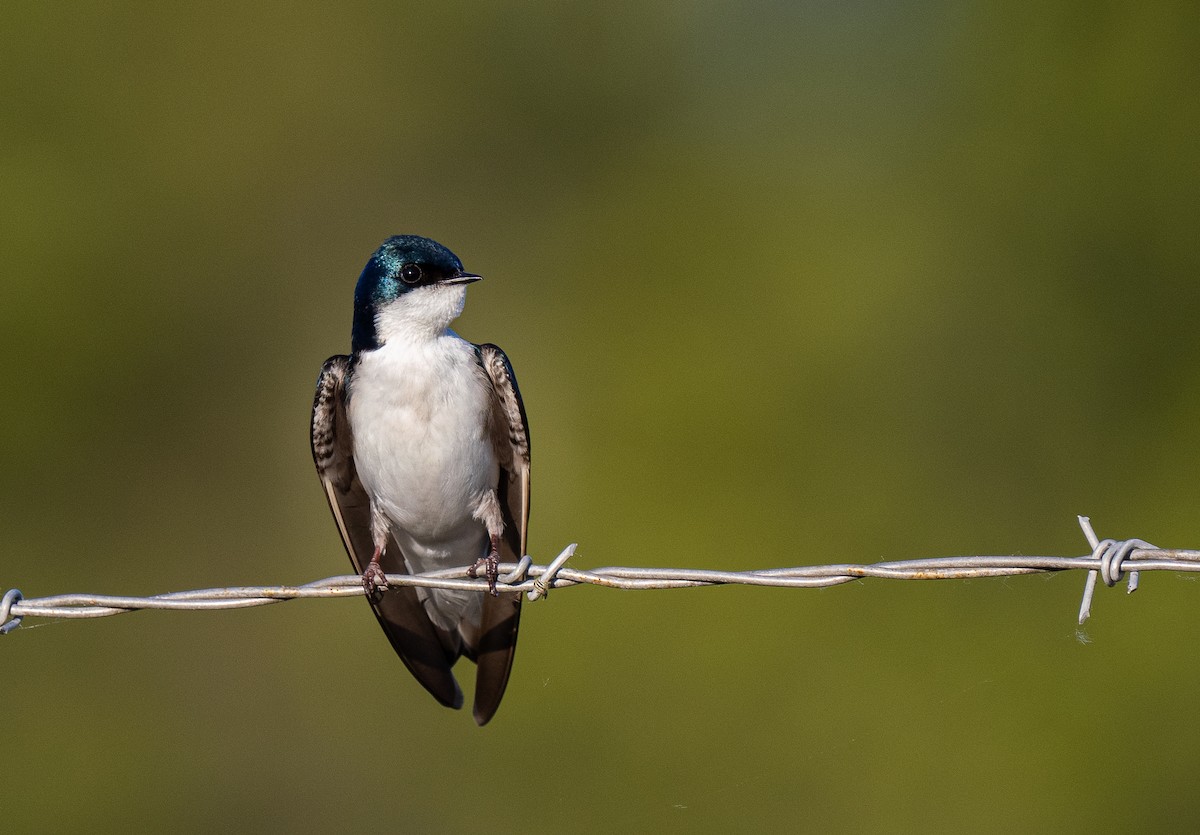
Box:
310;235;530;725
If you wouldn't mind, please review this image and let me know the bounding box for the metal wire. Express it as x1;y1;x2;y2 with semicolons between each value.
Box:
2;517;1196;634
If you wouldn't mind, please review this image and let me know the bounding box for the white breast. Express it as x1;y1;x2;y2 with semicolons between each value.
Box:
348;332;497;567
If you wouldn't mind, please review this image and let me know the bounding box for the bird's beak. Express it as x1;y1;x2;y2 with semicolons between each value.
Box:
444;272;482;285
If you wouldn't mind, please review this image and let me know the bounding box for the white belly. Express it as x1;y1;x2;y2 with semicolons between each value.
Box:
347;334;497;630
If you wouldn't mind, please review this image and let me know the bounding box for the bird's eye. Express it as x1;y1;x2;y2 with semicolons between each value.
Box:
399;263;423;285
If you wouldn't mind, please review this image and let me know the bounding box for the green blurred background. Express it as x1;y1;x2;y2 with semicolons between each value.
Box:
3;2;1199;831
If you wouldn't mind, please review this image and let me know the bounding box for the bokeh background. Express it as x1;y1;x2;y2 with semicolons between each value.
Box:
4;2;1199;831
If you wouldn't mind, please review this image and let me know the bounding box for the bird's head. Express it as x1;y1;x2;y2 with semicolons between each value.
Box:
351;235;481;352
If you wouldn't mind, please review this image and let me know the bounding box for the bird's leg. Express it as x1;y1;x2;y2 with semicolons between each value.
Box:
469;489;505;597
468;534;502;597
362;545;389;601
362;506;390;601
463;537;501;597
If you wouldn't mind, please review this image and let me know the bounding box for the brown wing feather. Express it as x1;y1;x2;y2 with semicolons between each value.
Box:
311;355;463;709
471;343;531;725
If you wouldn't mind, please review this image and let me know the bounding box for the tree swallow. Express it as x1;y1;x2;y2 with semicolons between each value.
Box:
310;235;530;725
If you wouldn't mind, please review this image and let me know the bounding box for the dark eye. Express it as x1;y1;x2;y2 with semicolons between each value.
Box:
399;263;423;285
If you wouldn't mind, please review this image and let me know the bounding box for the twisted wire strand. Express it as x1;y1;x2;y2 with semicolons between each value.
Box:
2;518;1195;633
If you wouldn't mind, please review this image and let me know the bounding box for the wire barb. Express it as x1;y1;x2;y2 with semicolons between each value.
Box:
529;544;577;601
1075;516;1155;625
499;555;532;586
0;588;23;635
2;519;1196;634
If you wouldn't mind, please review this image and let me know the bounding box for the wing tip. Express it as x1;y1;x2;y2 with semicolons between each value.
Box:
442;679;466;711
470;591;522;726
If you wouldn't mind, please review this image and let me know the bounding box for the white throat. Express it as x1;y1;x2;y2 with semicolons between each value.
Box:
374;284;469;343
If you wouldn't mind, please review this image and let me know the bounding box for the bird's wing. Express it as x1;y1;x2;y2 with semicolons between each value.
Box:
311;354;463;709
470;343;531;725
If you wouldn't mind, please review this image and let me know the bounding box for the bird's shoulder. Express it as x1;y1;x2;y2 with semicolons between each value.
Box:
473;342;530;464
311;355;354;486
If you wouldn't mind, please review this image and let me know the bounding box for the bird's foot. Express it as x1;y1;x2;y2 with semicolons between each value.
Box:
362;553;388;602
468;539;501;597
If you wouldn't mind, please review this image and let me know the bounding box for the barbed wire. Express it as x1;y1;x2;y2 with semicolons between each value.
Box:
2;517;1196;636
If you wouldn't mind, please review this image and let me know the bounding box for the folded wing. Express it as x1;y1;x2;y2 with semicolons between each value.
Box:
470;343;531;725
310;355;463;709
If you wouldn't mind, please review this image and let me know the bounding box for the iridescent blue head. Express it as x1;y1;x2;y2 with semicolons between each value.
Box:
351;235;481;353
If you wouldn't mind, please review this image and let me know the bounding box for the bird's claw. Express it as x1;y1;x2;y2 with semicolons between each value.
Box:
468;553;500;597
362;562;388;602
